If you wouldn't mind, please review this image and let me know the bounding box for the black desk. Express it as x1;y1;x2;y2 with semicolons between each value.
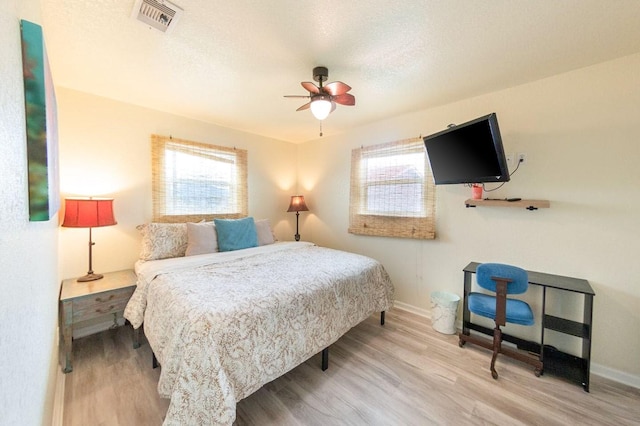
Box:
461;262;595;392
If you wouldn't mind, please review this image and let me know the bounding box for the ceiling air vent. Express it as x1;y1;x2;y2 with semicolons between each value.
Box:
131;0;183;33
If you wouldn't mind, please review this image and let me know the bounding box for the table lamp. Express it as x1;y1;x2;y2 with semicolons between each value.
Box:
62;197;117;282
287;195;309;241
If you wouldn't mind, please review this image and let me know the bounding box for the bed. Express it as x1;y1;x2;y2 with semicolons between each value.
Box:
123;219;394;425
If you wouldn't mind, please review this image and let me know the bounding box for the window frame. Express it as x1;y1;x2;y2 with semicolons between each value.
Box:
349;137;436;239
151;134;248;223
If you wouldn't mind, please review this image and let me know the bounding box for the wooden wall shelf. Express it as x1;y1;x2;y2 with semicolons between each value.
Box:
465;198;550;211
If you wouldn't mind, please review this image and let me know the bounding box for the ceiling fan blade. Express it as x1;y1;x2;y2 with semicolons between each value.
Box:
296;102;311;111
284;95;310;99
301;81;320;94
333;93;356;106
323;81;351;96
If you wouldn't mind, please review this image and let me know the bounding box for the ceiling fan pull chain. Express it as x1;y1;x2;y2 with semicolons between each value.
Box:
319;121;323;137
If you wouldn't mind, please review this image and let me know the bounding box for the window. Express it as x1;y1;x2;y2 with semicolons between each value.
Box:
349;137;436;239
151;134;247;222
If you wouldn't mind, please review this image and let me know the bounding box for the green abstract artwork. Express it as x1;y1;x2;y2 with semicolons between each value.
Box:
20;19;59;221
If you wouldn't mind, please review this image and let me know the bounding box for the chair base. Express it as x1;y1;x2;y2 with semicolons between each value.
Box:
459;331;543;379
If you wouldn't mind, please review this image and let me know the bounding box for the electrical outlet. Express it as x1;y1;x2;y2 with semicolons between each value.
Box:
517;153;527;164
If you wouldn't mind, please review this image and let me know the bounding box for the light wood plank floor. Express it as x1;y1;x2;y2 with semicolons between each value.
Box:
63;309;640;425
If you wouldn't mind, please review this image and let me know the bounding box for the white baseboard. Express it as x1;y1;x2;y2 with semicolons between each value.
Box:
591;363;640;389
392;301;466;330
51;365;65;426
392;301;640;390
392;301;431;319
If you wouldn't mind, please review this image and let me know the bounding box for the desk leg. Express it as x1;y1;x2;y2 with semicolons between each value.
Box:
582;294;594;392
461;270;472;335
60;300;73;373
540;286;547;371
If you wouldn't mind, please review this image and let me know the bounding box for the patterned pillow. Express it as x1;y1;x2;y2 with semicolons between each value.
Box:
137;223;188;261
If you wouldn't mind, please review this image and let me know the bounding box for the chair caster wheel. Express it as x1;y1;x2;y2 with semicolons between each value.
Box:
491;370;499;380
534;368;542;377
458;339;465;348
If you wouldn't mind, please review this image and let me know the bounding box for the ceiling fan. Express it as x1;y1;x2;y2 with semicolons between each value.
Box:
284;66;356;121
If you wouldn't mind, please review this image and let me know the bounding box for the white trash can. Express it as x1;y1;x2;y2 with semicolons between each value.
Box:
430;291;460;334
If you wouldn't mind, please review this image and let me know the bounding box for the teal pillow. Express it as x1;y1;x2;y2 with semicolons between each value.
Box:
213;217;259;252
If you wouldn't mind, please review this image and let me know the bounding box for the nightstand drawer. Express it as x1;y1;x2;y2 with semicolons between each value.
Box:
72;287;135;322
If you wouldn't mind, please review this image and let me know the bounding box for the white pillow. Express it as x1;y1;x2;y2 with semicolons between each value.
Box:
137;223;188;261
255;219;276;246
185;221;219;256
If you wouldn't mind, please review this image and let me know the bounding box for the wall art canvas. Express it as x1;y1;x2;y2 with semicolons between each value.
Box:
20;19;59;221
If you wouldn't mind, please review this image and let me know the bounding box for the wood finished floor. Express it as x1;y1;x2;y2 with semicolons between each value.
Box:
63;309;640;425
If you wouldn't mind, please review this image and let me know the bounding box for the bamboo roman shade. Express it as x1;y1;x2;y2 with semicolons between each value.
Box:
349;137;436;239
151;134;248;222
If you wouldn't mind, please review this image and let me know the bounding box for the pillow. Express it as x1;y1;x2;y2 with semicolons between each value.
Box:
185;221;219;256
213;217;259;252
137;222;188;261
255;219;275;246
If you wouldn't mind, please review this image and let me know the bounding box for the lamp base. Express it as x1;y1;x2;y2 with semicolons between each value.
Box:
77;273;104;282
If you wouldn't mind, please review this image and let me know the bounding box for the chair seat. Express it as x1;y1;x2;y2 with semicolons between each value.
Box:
468;292;535;326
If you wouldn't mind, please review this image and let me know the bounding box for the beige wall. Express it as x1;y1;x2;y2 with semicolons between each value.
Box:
57;88;298;279
0;0;60;424
298;53;640;386
54;45;640;399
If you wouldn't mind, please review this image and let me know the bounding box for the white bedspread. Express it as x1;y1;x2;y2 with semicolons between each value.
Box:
124;242;394;425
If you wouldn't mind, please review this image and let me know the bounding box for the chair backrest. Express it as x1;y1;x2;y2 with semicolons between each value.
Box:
477;263;529;295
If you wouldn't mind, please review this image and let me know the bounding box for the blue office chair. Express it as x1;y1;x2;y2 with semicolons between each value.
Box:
459;263;543;379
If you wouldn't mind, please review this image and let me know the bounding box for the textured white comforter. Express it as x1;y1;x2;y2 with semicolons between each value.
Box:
124;242;394;425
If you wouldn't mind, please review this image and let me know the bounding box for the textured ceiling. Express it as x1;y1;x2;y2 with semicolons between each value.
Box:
42;0;640;143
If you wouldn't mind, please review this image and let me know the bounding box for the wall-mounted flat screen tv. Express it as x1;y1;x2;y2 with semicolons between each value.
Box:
423;113;509;185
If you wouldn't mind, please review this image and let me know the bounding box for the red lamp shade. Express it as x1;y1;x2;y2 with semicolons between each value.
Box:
62;198;117;228
287;195;309;213
61;197;117;282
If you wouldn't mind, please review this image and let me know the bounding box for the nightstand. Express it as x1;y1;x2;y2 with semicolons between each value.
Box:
59;269;137;373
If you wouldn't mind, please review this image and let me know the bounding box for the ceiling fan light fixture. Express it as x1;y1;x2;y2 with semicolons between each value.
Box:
310;97;332;120
284;67;354;123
